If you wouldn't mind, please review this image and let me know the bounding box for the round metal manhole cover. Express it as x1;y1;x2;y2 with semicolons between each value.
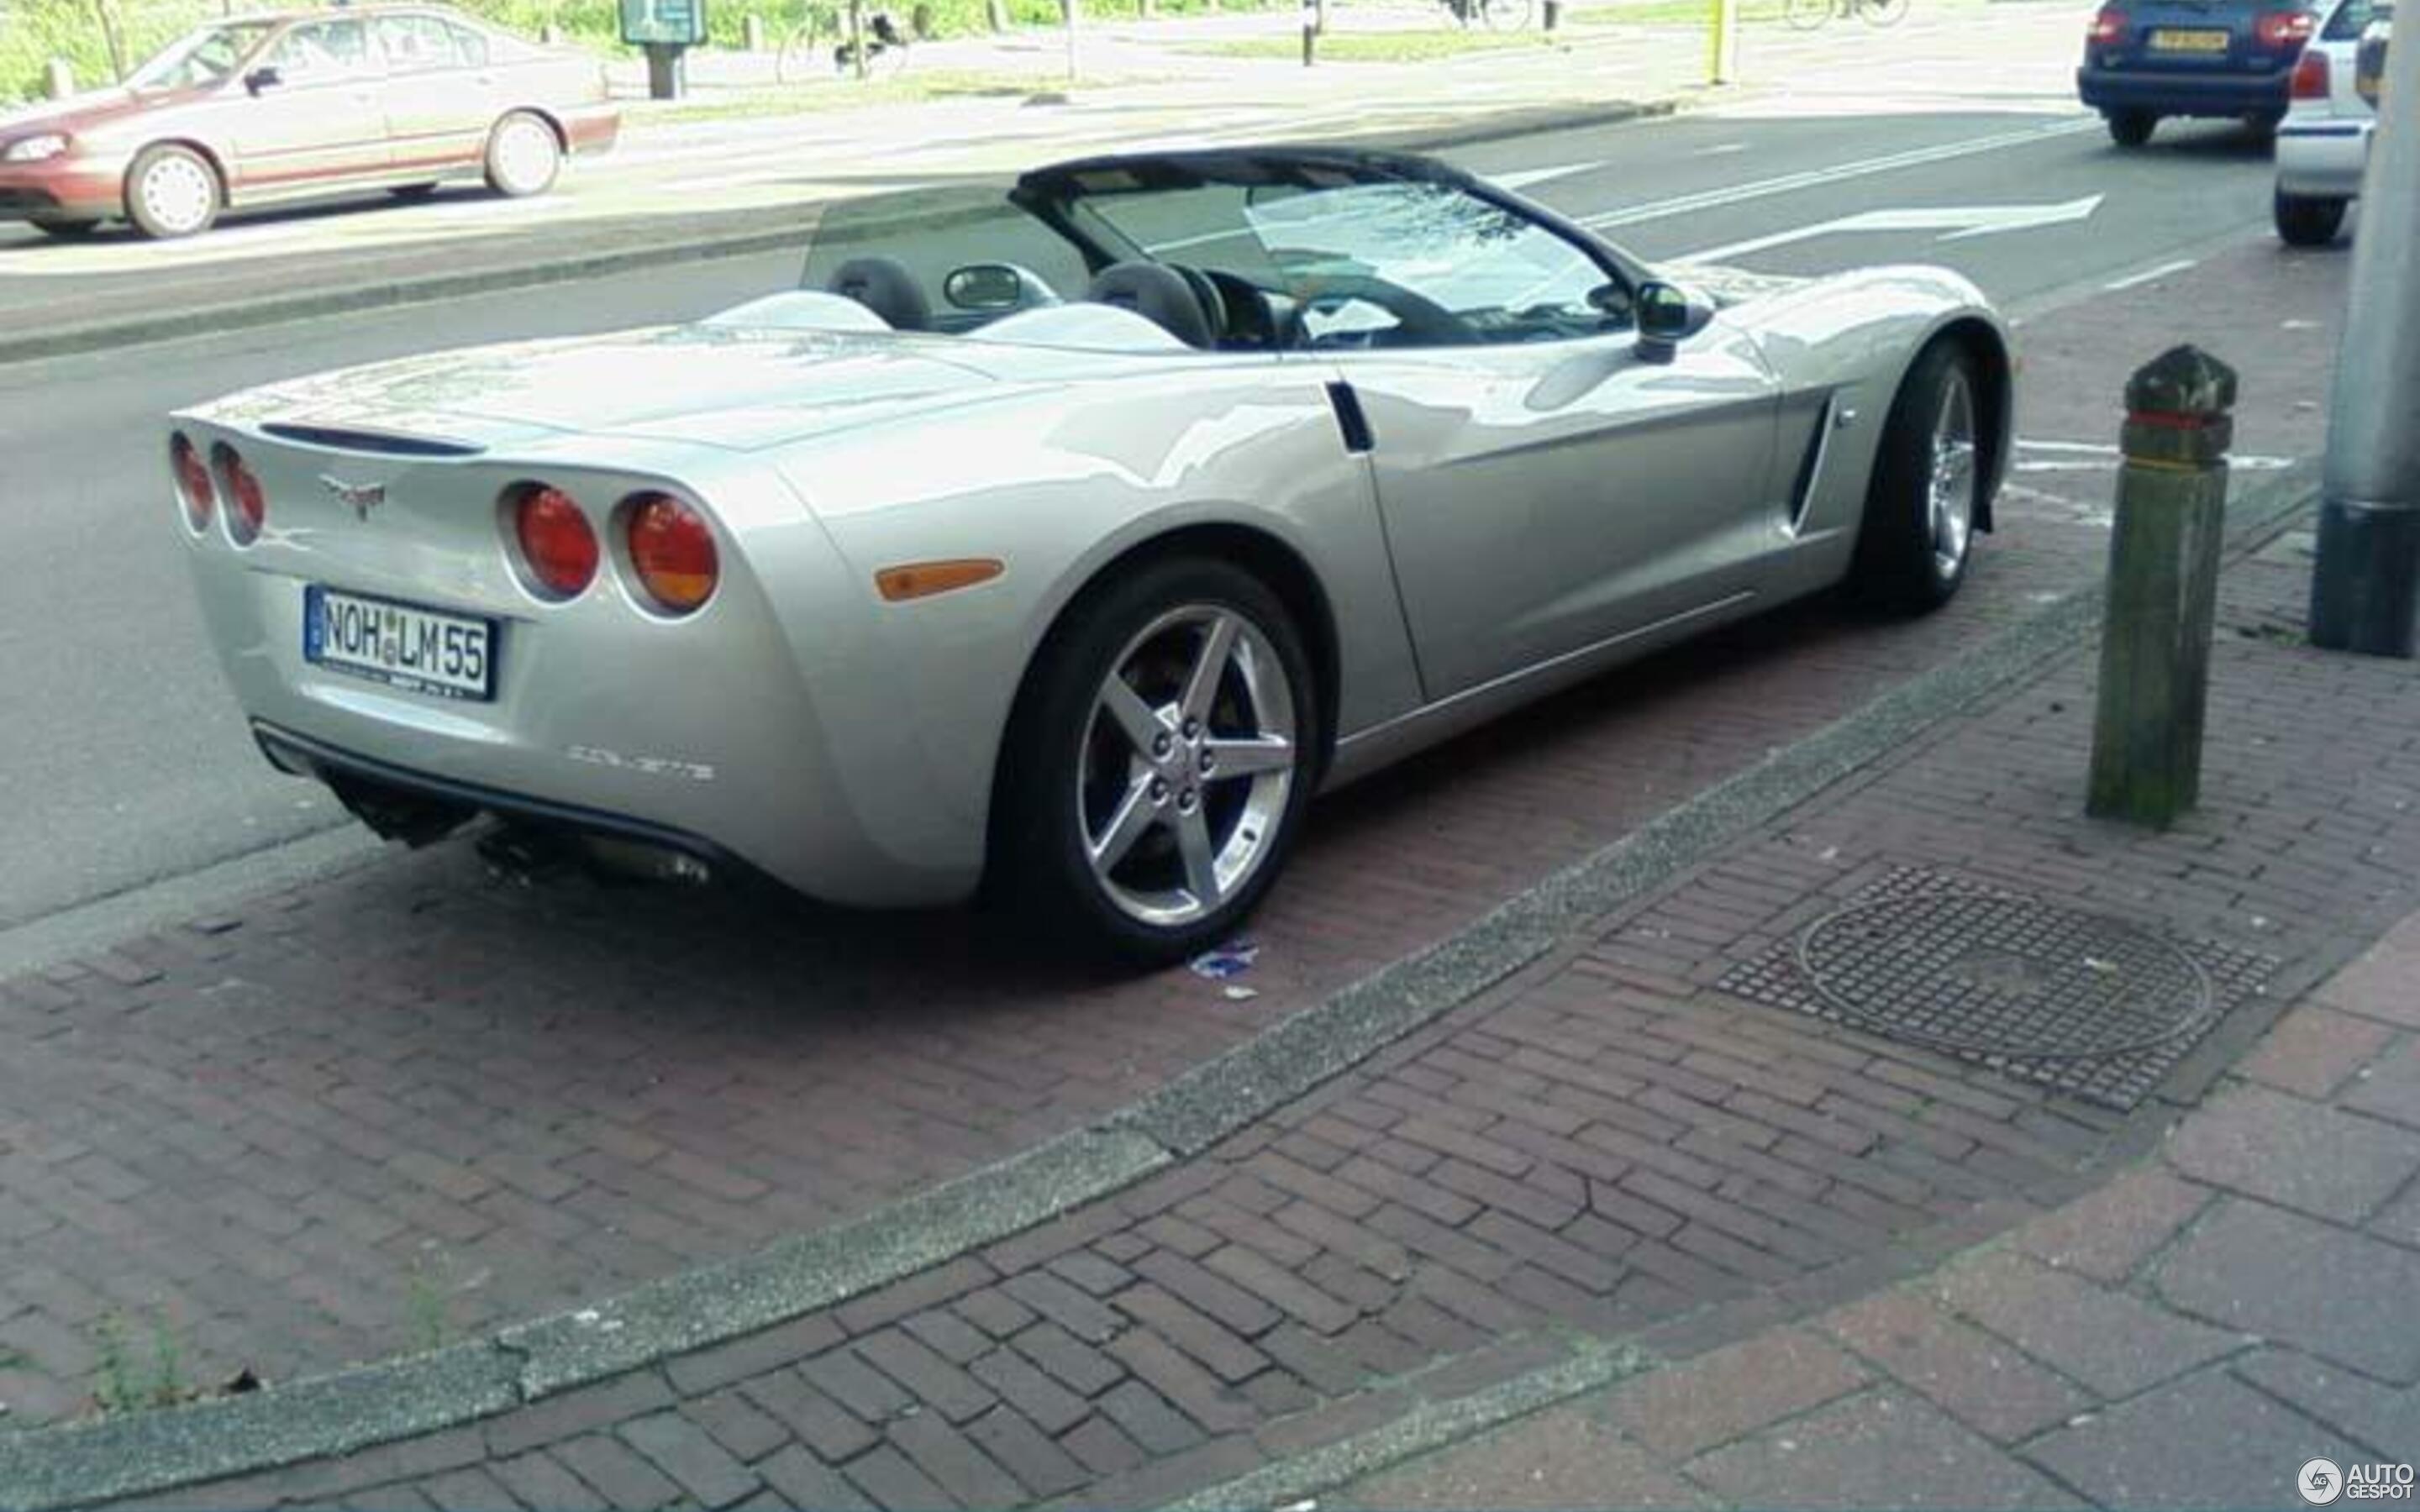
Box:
1795;891;2214;1060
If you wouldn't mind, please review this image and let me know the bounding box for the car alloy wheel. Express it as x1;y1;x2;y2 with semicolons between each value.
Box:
1079;602;1298;930
486;113;561;197
1928;367;1978;582
128;145;219;238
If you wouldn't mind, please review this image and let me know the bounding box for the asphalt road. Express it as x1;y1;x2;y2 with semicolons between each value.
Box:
0;94;2283;932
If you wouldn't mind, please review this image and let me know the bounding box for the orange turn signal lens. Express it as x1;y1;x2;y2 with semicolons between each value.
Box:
876;559;1005;602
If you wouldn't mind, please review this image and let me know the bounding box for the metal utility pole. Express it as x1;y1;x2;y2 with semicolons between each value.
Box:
2309;12;2420;656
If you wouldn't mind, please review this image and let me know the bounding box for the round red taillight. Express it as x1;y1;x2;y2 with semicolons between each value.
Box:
213;442;265;545
512;484;599;599
624;493;718;615
170;433;214;531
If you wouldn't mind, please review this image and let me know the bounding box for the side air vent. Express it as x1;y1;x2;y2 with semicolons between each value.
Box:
261;423;486;458
1785;396;1836;534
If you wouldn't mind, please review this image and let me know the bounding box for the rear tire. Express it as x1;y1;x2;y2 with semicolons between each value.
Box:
124;144;220;239
1846;340;1986;616
483;111;561;197
2274;188;2347;246
2106;108;2157;146
992;555;1320;966
28;216;99;238
1784;0;1833;29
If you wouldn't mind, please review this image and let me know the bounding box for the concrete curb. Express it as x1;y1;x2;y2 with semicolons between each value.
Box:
0;468;2318;1512
0;97;1682;369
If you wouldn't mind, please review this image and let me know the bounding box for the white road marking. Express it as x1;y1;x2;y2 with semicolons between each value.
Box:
1494;161;1603;192
2016;438;2296;470
2102;257;2198;291
1579;118;2100;231
1676;195;2103;263
1693;143;1751;156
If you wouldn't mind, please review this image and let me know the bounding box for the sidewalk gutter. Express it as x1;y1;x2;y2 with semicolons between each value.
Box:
0;98;1682;369
0;465;2316;1512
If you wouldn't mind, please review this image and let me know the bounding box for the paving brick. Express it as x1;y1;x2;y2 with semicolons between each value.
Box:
665;1313;848;1397
952;1289;1037;1340
685;1389;792;1464
1013;1320;1126;1398
888;1406;1028;1508
2157;1197;2420;1379
1364;1205;1516;1284
1932;1251;2238;1399
965;1404;1090;1499
1176;1198;1320;1269
903;1308;995;1366
1129;1247;1284;1337
1687;1389;2080;1510
1108;1326;1261;1434
742;1369;881;1461
1137;1213;1221;1258
1097;1378;1208;1455
1606;1327;1870;1461
549;1434;685;1509
797;1347;917;1423
2317;932;2420;1026
1820;1290;2091;1443
1257;1321;1371;1396
620;1410;761;1509
2166;1084;2420;1222
843;1441;962;1510
2234;1347;2420;1463
2010;1165;2214;1284
1048;1251;1134;1299
855;1328;998;1425
1114;1283;1270;1383
834;1257;997;1337
412;1466;529;1510
1199;1243;1359;1334
1060;1413;1150;1478
488;1451;613;1512
2239;1006;2399;1100
968;1345;1092;1434
2343;1038;2420;1130
2025;1368;2365;1509
755;1446;876;1511
1002;1271;1124;1345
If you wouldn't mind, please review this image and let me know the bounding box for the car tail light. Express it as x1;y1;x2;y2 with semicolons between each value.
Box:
213;442;265;545
2258;8;2316;46
2293;45;2333;94
2090;6;2128;43
623;492;718;614
510;483;598;598
170;433;214;531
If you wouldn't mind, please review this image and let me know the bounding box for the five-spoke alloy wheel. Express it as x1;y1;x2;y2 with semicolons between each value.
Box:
1849;339;1986;614
997;556;1318;963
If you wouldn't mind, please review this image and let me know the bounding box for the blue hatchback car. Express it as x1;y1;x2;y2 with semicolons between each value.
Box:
2078;0;2319;144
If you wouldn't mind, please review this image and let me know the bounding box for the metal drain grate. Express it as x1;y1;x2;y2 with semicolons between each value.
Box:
1796;891;2212;1060
1719;867;2279;1110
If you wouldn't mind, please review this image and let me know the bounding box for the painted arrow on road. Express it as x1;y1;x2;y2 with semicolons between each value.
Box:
1677;194;2106;265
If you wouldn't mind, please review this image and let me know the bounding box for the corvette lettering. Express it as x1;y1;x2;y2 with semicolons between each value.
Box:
565;746;716;782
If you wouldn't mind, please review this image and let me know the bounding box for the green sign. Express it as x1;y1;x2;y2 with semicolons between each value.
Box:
621;0;705;46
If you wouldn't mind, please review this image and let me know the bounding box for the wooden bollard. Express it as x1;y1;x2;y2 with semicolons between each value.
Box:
45;57;75;98
744;13;765;50
2086;346;2238;827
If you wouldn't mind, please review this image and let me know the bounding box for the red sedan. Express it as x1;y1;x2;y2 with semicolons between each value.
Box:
0;5;619;239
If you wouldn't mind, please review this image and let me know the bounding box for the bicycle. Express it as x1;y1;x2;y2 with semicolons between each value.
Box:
1784;0;1907;29
776;1;929;81
1443;0;1534;33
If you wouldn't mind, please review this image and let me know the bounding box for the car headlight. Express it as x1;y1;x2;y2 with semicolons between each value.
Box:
3;134;70;163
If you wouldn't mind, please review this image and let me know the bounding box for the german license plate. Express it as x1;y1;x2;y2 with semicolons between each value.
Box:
303;585;496;701
2149;27;2231;50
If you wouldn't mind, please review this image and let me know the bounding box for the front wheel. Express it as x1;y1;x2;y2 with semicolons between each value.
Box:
2106;108;2157;147
483;111;562;197
1784;0;1834;29
124;144;221;239
1860;0;1909;26
1846;340;1985;615
2274;188;2347;247
1478;0;1533;30
992;557;1320;965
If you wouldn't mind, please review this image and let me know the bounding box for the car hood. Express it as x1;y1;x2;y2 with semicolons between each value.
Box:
0;84;208;135
1676;262;1817;307
189;325;1039;452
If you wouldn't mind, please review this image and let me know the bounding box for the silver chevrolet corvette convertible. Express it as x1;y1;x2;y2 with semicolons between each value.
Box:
172;146;2011;962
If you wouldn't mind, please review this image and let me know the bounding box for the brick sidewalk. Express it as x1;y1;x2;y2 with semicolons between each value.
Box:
52;308;2420;1505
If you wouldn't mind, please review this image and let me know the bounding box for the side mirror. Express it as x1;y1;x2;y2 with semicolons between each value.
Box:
1635;279;1716;365
244;65;282;95
943;262;1038;312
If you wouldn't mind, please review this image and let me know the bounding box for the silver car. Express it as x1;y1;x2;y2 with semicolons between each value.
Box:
171;147;2011;962
2275;0;2390;245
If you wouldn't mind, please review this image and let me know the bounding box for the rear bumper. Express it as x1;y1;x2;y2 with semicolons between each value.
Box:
0;157;124;222
2077;63;2293;115
2276;120;2371;197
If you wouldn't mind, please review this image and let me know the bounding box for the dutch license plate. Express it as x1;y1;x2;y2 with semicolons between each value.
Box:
304;585;496;702
2149;27;2231;50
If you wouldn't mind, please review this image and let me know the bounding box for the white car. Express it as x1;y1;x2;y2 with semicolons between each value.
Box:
2275;0;2388;245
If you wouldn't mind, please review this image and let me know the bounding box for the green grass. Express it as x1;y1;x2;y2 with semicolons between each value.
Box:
1568;0;1788;25
1185;28;1567;60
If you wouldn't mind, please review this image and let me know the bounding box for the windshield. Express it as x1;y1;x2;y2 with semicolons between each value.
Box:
126;20;277;90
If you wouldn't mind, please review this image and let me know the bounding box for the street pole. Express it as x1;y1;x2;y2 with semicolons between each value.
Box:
1302;0;1316;65
2309;13;2420;657
1708;0;1738;84
1065;0;1081;82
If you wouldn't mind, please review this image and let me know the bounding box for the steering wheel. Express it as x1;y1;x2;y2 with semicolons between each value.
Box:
1279;274;1473;349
